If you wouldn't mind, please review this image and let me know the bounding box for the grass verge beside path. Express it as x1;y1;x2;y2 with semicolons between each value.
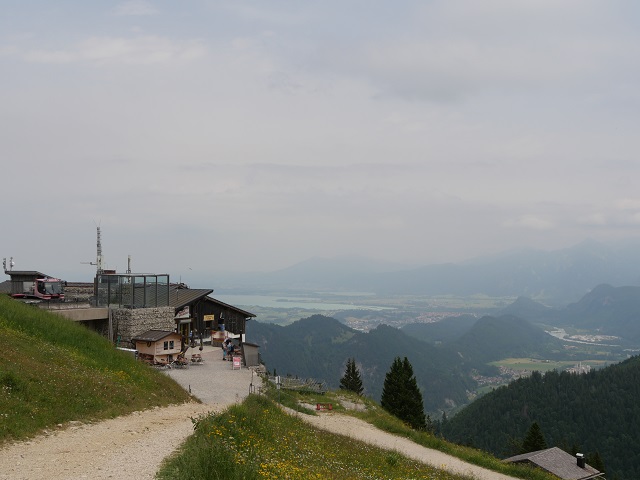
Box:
263;388;557;480
0;295;192;443
158;394;475;480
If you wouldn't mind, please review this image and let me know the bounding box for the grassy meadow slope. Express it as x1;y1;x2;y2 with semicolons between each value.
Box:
159;391;558;480
0;295;192;443
160;394;471;480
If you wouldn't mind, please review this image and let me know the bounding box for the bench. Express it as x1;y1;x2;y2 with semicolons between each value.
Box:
316;403;333;411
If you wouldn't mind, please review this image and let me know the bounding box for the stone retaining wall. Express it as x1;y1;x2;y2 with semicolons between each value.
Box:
63;282;95;302
112;306;175;346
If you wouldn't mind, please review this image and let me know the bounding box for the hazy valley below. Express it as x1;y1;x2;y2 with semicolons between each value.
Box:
215;240;640;402
214;241;640;477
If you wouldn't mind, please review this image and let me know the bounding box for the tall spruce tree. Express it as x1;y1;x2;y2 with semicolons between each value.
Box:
381;356;427;430
339;357;364;395
521;422;547;453
587;451;605;474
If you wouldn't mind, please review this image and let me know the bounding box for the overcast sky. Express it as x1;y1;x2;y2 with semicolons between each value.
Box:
3;1;640;282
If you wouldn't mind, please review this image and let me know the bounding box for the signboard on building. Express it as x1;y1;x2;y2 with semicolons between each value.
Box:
203;314;215;321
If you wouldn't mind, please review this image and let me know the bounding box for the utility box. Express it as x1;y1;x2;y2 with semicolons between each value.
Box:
241;342;260;367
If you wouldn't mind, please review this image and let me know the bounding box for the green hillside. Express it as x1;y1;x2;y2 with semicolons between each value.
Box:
247;315;474;413
501;285;640;347
159;394;474;480
563;284;640;344
442;355;640;479
449;315;565;367
402;315;478;345
402;313;565;373
248;314;577;413
0;295;192;443
499;296;556;320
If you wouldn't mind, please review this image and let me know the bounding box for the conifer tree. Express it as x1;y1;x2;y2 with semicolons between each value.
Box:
339;357;364;395
587;451;605;474
521;421;547;453
381;356;427;430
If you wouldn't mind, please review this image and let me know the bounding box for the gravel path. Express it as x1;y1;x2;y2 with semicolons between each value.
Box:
0;345;517;479
0;345;257;480
289;409;519;480
0;402;213;480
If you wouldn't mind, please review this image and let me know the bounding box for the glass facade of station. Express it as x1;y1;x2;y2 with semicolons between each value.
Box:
95;274;169;308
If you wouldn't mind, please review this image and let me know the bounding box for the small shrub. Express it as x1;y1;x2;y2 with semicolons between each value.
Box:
0;371;23;393
385;451;401;467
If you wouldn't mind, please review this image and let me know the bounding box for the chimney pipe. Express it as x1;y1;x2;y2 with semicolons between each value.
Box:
576;453;586;468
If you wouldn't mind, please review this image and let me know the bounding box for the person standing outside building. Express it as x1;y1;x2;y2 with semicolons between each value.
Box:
222;338;232;361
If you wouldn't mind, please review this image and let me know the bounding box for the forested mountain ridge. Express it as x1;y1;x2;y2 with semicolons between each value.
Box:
563;284;640;342
401;315;478;345
248;313;568;412
449;315;564;366
247;315;474;412
402;314;566;376
442;355;640;479
250;294;634;410
500;296;555;319
500;284;640;346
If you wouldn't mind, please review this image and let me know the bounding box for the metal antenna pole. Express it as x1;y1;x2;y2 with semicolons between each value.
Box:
96;226;103;274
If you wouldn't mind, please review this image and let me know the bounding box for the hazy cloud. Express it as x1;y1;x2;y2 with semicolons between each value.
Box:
114;1;159;16
23;35;206;65
506;216;555;231
616;199;640;211
2;1;640;278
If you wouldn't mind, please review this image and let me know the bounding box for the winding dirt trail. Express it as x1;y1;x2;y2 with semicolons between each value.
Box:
0;345;254;480
0;402;213;480
291;409;519;480
0;403;519;480
0;345;517;479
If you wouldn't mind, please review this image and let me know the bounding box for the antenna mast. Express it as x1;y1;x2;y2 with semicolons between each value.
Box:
96;226;104;274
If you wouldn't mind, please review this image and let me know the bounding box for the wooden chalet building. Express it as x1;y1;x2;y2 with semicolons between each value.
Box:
168;285;256;343
505;447;604;480
132;330;182;366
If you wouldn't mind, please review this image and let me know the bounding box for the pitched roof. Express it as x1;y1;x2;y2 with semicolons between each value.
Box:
168;287;214;309
131;330;179;343
505;447;602;480
165;286;256;318
205;296;256;318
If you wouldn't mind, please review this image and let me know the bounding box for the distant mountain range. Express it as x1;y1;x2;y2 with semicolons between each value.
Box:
449;315;563;365
498;284;640;347
247;315;474;413
247;312;571;412
218;239;640;304
247;280;640;413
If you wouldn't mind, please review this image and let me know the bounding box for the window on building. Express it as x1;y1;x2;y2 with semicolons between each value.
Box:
169;340;174;350
163;341;168;350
